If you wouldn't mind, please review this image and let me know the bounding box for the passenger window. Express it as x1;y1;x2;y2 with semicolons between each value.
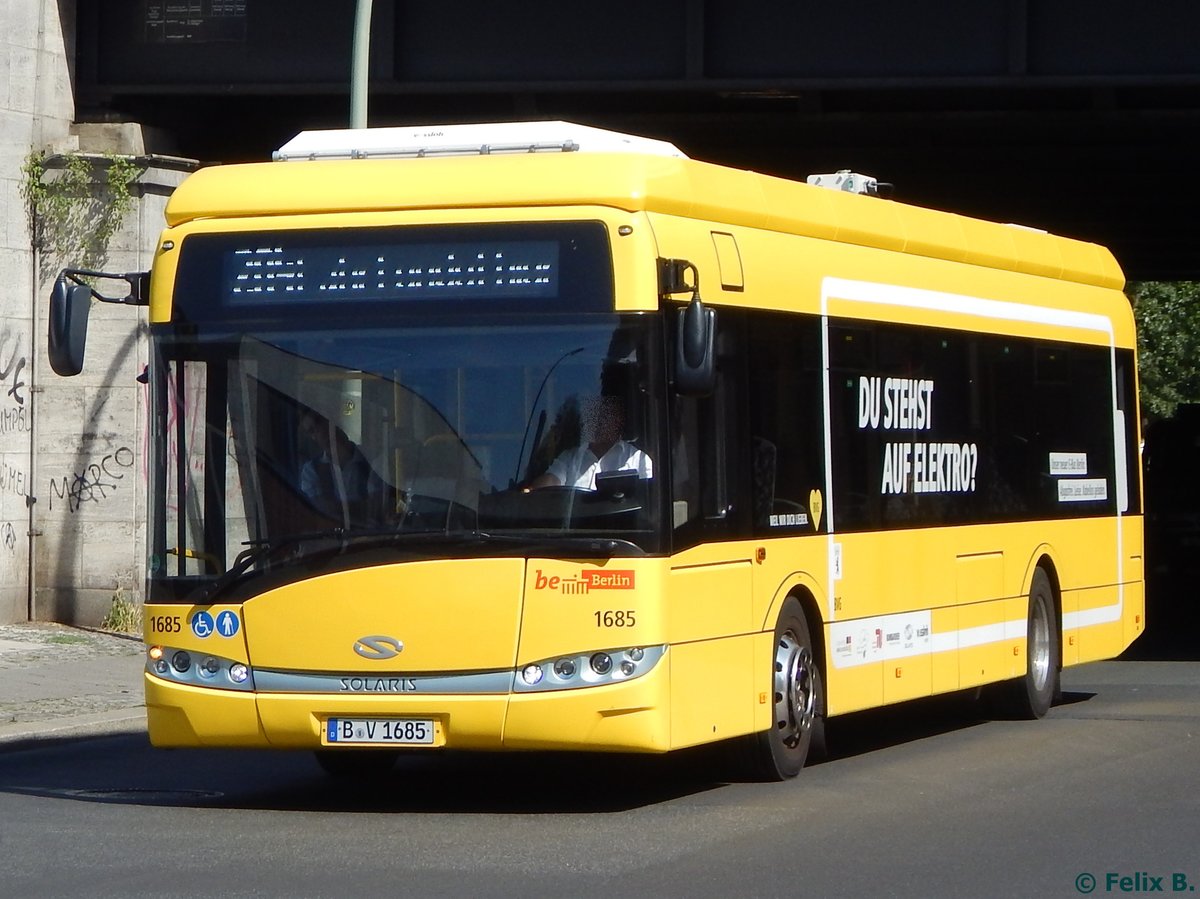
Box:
747;313;826;535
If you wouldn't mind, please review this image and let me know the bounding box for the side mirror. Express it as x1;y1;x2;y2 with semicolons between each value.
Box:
674;295;716;396
660;257;717;396
48;276;92;377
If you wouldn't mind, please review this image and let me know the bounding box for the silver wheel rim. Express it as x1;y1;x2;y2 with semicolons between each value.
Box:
773;630;816;748
1030;593;1051;692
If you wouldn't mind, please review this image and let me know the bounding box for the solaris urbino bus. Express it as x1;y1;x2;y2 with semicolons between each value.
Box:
48;122;1143;780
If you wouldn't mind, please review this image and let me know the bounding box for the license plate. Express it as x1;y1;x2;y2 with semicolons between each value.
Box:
325;718;435;745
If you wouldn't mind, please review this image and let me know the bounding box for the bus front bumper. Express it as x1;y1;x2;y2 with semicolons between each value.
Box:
144;661;671;753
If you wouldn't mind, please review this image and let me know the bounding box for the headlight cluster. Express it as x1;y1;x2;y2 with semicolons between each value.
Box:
513;644;666;693
146;645;255;692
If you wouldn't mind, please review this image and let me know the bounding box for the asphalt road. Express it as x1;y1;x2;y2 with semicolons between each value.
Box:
0;659;1196;899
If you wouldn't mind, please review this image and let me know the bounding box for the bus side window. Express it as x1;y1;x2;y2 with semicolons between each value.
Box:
671;391;727;542
747;312;826;535
670;310;747;549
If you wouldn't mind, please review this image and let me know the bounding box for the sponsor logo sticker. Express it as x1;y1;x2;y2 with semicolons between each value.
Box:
534;569;636;594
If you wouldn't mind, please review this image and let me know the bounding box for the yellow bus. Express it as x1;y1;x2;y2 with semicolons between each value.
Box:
50;122;1143;780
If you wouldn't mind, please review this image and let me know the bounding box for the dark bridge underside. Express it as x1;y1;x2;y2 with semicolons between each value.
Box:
77;1;1200;281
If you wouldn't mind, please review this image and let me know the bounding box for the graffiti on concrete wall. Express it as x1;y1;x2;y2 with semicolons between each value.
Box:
0;330;28;409
0;325;30;595
0;461;29;498
0;330;30;438
47;446;136;513
0;406;29;435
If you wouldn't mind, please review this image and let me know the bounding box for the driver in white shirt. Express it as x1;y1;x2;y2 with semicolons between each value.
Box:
529;395;652;490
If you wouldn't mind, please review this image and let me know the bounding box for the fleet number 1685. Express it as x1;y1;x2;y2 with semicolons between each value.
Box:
594;610;636;627
149;615;182;634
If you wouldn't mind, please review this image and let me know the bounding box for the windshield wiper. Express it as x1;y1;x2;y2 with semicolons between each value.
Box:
475;534;644;558
188;531;322;604
190;527;396;604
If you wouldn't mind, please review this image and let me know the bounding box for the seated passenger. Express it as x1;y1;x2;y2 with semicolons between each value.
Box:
529;395;652;490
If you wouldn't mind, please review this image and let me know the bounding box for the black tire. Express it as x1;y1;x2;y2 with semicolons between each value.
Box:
745;598;826;781
997;567;1060;719
313;749;398;778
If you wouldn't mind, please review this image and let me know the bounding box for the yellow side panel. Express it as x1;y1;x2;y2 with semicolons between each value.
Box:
667;551;753;644
1122;516;1146;652
823;647;883;716
832;531;922;620
665;548;755;747
930;605;959;693
669;634;757;749
955;552;1005;605
1072;584;1128;663
1060;588;1081;668
883;651;932;705
750;629;776;732
957;597;1024;689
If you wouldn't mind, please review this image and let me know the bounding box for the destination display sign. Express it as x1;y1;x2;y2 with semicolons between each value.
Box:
223;238;559;305
171;221;612;321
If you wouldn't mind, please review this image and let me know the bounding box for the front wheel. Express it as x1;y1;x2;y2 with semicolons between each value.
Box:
745;598;825;781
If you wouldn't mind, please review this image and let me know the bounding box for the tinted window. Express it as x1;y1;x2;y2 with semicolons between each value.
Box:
828;320;1123;530
747;312;827;535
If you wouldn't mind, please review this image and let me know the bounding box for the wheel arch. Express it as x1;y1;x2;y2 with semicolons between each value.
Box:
1025;548;1064;669
762;576;827;694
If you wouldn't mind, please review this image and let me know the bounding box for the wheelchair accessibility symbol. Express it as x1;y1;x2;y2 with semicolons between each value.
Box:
190;611;215;638
190;610;240;638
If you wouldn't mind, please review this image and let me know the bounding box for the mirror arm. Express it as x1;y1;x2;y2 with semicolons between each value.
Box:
61;268;150;307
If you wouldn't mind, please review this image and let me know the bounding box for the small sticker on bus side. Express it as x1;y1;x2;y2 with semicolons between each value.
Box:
1049;452;1088;475
1057;478;1108;502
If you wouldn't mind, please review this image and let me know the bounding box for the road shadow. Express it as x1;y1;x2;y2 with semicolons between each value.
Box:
818;691;988;765
812;683;1098;768
0;732;727;813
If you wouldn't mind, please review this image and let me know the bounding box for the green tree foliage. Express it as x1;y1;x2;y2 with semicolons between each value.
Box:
1128;281;1200;420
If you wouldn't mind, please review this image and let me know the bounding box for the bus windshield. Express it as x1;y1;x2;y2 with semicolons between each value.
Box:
148;314;665;601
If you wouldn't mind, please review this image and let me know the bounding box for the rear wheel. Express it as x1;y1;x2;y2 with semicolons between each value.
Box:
746;598;825;781
313;749;398;778
997;567;1060;719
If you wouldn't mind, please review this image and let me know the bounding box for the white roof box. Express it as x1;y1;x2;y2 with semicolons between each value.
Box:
273;121;688;161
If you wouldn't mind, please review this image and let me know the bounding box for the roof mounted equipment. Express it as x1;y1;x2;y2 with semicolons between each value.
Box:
807;170;893;197
273;121;688;162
